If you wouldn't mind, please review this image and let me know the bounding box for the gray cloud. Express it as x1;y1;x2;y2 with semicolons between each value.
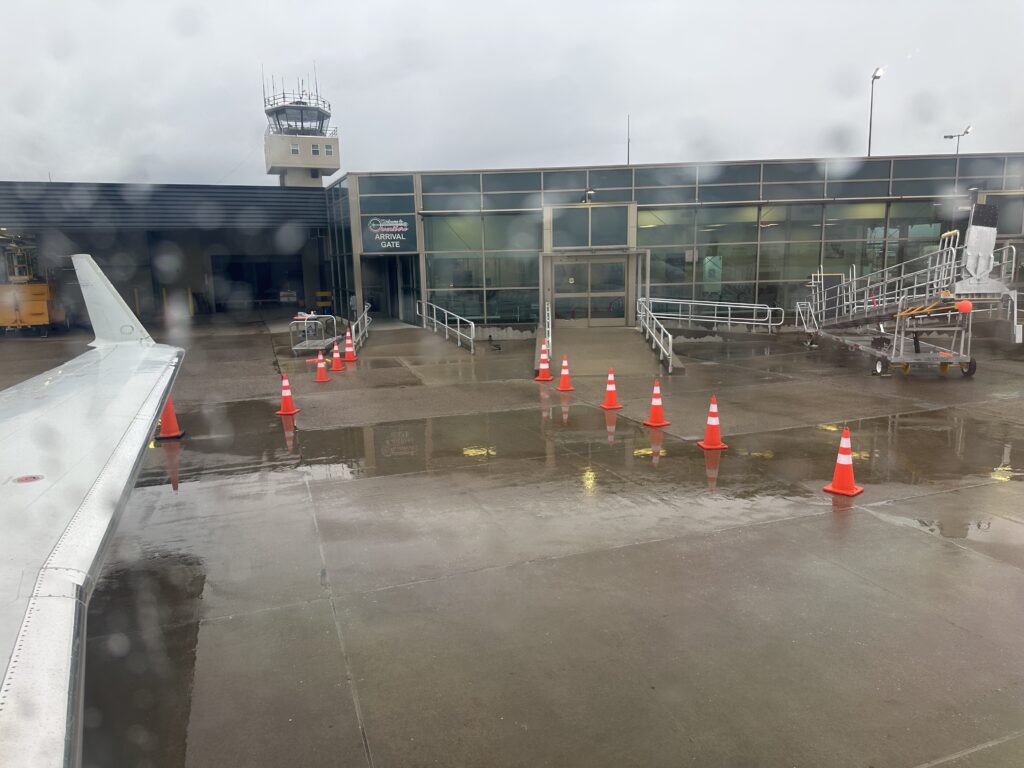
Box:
3;0;1022;186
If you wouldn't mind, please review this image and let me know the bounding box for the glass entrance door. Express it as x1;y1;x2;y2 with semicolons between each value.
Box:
553;257;627;326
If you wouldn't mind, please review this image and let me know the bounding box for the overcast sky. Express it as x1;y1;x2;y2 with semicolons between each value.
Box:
4;0;1023;186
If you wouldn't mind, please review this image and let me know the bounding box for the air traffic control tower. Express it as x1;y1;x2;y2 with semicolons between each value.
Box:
263;84;340;187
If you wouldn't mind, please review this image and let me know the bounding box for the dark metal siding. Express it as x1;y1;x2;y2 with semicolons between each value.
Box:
0;182;328;229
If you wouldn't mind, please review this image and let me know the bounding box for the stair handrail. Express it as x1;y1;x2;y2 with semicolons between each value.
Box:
637;297;674;373
416;300;476;353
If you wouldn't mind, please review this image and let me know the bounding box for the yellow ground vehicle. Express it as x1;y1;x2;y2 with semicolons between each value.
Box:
1;236;67;333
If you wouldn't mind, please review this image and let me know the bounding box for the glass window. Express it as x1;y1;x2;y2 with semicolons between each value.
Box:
543;170;587;190
552;207;589;248
427;253;483;288
591;189;635;203
485;289;538;323
650;283;694;299
421;194;481;211
635;166;697;186
325;144;334;156
358;175;414;195
543;190;590;205
757;281;810;310
482;172;541;192
429;289;483;319
423;215;483;251
637;208;695;246
892;179;958;196
959;178;1003;192
823;239;885;274
696;243;756;281
989;195;1024;235
635;187;696;205
696;281;757;303
484;252;538;287
958;157;1004;177
699;163;760;184
590;206;628;246
824;203;887;241
648;248;694;284
290;143;299;155
763;183;824;200
483;213;542;250
760;204;823;242
312;144;320;156
590;261;626;292
886;239;938;266
590;295;626;319
588;168;632;188
554;262;588;293
892;157;956;178
763;162;823;182
887;202;946;241
826;159;890;181
699;185;761;203
358;195;415;215
697;206;758;243
483;193;542;210
422;173;480;194
554;296;588;320
758;242;821;281
826;180;890;198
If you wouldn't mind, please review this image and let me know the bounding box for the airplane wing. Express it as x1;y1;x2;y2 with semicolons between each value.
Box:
0;255;183;767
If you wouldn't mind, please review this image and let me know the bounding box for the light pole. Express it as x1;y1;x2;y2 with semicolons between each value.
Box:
867;67;884;157
943;124;972;155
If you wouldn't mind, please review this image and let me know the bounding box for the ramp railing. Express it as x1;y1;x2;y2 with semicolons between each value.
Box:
637;298;675;373
808;235;1017;331
350;302;372;349
646;298;785;331
417;300;476;353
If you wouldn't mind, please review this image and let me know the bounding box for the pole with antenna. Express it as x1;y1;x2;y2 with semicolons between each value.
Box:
627;114;631;165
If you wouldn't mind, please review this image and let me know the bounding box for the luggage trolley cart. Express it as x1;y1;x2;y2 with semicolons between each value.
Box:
289;312;342;356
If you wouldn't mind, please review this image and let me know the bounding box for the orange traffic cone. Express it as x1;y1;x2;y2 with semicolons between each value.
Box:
823;427;864;497
534;341;554;382
559;391;571;425
604;409;617;446
696;395;728;450
649;427;664;467
159;440;182;491
330;342;345;372
314;351;331;383
599;369;623;410
280;414;296;452
155;396;185;440
275;374;301;415
642;379;671;427
343;328;358;362
704;448;721;492
555;356;574;392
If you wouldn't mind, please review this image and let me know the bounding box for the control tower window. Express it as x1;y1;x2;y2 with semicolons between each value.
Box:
325;144;334;156
312;144;320;156
290;143;300;155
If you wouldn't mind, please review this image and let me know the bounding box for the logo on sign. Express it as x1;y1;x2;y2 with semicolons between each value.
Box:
367;217;410;249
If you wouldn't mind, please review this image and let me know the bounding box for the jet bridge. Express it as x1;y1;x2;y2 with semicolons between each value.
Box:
795;204;1020;376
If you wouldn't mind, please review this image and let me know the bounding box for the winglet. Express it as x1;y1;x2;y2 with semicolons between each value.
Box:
71;254;153;347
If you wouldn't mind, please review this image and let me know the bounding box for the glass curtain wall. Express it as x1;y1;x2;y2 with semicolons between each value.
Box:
325;182;354;317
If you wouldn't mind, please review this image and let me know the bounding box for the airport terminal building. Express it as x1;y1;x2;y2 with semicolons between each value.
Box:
2;153;1023;331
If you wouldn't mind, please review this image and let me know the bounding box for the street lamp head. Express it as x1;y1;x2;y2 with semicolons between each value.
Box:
943;134;955;139
872;67;884;80
964;124;972;135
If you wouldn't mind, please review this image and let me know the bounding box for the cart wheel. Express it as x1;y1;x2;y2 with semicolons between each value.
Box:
960;357;977;377
873;359;889;376
939;363;950;376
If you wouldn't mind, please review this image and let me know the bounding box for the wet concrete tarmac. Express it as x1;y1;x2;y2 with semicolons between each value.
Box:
5;320;1024;767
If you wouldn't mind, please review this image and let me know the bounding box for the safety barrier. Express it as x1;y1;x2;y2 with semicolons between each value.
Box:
350;302;372;350
417;300;476;353
646;298;785;331
544;300;553;358
637;298;675;373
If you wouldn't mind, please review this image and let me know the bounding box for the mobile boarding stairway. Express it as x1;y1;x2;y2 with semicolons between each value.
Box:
795;204;1021;376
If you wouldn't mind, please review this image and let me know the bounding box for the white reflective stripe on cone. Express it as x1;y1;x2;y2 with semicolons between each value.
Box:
708;417;720;425
840;437;852;448
836;454;853;465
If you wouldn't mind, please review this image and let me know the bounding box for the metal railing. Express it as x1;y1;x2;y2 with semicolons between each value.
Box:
809;240;1017;329
637;298;675;373
417;301;476;353
646;298;785;331
544;300;552;357
350;302;372;349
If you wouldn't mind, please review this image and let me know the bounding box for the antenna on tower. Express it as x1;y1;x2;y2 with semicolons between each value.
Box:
261;64;266;101
313;61;320;99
